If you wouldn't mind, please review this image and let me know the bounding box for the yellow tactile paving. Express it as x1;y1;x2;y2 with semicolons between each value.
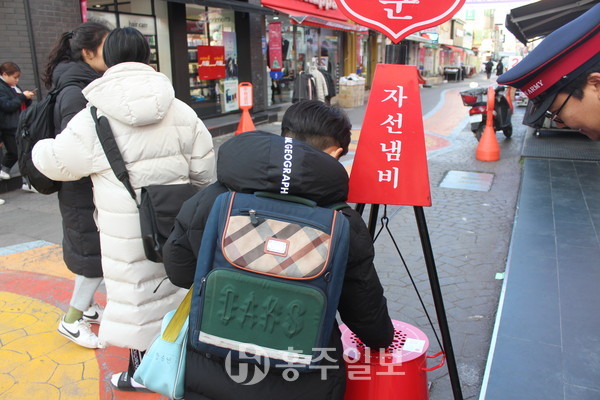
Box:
0;292;99;400
0;245;74;280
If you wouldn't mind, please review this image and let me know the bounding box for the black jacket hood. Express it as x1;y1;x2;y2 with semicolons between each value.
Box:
217;131;349;205
53;61;100;88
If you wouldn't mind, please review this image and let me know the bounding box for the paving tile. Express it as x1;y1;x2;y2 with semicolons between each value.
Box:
485;335;563;400
565;384;600;400
499;255;560;346
557;244;600;390
554;219;598;248
509;229;556;261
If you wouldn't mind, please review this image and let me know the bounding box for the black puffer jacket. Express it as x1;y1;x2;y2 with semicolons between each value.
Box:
164;131;394;400
0;79;31;130
52;61;102;278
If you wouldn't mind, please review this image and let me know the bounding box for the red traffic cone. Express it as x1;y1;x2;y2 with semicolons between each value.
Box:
476;86;500;161
235;109;256;135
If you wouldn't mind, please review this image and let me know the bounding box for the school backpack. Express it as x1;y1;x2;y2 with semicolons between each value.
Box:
16;80;83;194
188;191;350;371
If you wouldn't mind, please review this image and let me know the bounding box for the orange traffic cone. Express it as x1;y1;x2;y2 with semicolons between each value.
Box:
235;109;256;135
476;86;500;161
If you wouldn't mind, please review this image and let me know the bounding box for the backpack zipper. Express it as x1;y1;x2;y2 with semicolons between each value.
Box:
239;208;329;231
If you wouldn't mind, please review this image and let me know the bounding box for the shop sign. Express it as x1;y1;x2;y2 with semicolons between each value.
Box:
347;64;430;206
334;0;466;43
197;46;226;80
119;14;156;36
261;0;349;22
302;0;338;10
268;22;283;71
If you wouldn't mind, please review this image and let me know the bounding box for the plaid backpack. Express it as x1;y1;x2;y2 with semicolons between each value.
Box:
188;191;350;371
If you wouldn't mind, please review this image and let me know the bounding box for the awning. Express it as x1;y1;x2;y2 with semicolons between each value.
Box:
405;34;434;44
505;0;599;45
164;0;274;15
261;1;367;33
442;44;465;52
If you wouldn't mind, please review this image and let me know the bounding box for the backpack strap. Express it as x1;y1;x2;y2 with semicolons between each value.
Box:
91;106;138;204
328;202;350;211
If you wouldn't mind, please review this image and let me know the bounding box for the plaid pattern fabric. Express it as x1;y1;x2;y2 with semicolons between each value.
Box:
223;215;332;278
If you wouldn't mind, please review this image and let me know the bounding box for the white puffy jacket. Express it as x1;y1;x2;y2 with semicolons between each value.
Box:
33;62;216;350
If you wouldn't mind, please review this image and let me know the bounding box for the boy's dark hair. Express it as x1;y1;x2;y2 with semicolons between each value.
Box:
281;100;352;156
559;61;600;100
0;62;20;76
42;22;110;89
103;27;150;68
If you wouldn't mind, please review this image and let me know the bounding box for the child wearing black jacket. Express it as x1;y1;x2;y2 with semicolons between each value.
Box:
0;62;34;199
163;100;394;400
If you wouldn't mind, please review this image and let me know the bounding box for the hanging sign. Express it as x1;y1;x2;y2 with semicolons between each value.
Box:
268;22;283;71
347;64;431;206
197;46;226;80
334;0;466;43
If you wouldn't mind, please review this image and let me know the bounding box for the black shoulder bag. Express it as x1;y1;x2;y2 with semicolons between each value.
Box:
91;106;198;263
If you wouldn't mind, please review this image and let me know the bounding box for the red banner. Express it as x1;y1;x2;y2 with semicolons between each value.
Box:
197;46;226;80
268;22;283;71
348;64;431;206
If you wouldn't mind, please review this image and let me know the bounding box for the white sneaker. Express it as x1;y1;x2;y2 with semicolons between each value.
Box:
0;170;10;180
0;199;4;205
58;316;104;349
83;303;103;324
110;371;152;392
21;182;39;193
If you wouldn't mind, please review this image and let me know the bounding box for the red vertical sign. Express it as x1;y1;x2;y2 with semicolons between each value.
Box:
348;64;431;206
268;22;283;71
197;46;226;80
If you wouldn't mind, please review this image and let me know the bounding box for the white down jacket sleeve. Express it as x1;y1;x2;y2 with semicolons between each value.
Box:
32;108;98;181
189;118;216;188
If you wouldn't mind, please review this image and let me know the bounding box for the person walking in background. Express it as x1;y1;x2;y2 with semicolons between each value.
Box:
0;62;34;205
32;27;216;392
485;59;494;79
496;59;504;76
41;21;111;350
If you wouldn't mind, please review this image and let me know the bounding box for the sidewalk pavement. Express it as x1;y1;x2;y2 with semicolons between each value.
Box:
1;74;525;399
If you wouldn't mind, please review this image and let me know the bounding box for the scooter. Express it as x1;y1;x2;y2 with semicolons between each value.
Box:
460;83;513;141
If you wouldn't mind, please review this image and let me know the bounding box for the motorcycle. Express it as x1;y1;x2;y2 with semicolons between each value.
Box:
460;83;513;141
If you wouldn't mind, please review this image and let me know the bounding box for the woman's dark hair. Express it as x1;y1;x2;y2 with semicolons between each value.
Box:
281;100;352;156
0;62;21;76
42;21;110;89
103;27;150;68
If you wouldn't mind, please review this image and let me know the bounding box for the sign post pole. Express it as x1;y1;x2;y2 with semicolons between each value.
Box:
336;1;465;398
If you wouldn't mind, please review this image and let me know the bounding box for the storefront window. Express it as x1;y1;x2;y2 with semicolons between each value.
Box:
266;17;343;105
87;0;158;70
186;5;238;117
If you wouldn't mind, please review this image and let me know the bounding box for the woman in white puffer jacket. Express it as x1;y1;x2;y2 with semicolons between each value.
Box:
32;27;216;391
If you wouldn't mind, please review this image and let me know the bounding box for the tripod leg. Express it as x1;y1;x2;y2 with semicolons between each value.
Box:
414;206;463;400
